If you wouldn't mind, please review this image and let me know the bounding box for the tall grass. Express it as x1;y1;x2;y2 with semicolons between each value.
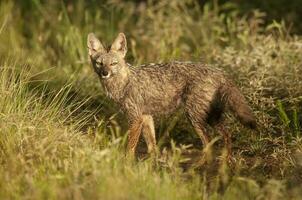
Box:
0;0;302;199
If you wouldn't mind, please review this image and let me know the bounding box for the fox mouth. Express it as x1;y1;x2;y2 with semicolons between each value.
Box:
101;74;111;79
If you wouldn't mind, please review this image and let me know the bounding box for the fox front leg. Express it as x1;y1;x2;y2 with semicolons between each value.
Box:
126;117;144;157
142;115;157;154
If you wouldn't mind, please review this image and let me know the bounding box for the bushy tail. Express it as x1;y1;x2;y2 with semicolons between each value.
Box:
221;82;257;129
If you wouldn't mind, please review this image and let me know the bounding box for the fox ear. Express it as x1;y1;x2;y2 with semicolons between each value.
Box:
110;33;127;58
87;33;106;57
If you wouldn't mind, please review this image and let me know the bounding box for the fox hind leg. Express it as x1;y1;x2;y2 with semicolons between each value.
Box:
192;123;209;146
185;106;210;147
215;121;233;163
189;117;212;165
185;97;214;165
184;84;215;148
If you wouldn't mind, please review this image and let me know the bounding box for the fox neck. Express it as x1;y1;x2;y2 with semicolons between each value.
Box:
101;66;130;103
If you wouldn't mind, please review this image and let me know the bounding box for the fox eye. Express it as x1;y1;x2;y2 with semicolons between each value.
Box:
96;62;103;67
111;61;118;66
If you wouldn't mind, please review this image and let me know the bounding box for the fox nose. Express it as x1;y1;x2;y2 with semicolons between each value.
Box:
100;69;111;78
102;70;109;76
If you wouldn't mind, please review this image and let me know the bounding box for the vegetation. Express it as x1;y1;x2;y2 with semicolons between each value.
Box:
0;0;302;199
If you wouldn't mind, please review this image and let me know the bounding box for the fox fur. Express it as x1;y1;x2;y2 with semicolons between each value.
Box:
87;32;256;156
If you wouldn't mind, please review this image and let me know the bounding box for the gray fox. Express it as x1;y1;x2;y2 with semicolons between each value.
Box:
87;32;256;157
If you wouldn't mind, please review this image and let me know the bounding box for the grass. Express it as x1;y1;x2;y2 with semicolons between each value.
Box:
0;0;302;199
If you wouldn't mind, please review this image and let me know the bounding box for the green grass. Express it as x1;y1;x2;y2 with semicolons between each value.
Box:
0;0;302;199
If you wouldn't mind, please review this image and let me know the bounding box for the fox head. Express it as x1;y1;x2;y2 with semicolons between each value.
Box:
87;33;128;80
